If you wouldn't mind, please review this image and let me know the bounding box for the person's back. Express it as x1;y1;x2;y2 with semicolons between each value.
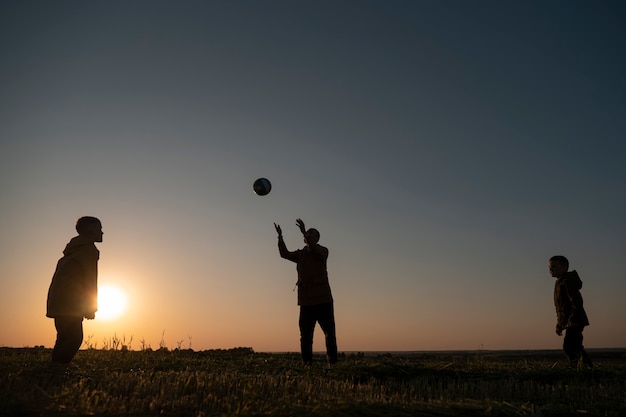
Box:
290;244;333;306
553;270;589;331
47;235;99;318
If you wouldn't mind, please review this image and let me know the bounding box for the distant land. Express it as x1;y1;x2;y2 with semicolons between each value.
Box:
3;346;624;360
276;348;626;359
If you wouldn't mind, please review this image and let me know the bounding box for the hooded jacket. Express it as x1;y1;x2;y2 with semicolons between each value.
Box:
278;238;333;306
46;235;99;318
554;270;589;329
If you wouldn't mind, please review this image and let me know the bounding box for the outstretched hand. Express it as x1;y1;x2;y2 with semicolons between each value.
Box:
274;223;283;238
296;218;306;235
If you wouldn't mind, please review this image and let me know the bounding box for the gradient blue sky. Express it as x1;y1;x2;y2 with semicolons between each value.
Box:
1;1;625;352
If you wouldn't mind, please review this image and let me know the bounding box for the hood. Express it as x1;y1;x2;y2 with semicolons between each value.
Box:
63;235;94;256
562;270;583;290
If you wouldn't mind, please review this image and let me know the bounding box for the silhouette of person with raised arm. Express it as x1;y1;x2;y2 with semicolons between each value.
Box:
274;218;338;366
549;255;593;368
46;216;103;364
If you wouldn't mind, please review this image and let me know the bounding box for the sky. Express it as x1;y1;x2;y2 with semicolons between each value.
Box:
1;1;625;353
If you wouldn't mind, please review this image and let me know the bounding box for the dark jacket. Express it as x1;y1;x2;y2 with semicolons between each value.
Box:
554;270;589;329
46;236;99;318
278;238;333;306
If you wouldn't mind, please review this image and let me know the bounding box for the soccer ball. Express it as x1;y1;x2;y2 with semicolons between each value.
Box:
253;178;272;196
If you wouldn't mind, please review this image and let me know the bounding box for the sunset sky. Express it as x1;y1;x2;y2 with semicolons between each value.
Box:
1;1;624;353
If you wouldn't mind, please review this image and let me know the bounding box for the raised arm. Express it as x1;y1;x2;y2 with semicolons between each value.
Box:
275;223;299;262
296;218;306;236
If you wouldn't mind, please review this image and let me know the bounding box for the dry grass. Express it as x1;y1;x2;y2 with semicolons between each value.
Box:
1;347;624;416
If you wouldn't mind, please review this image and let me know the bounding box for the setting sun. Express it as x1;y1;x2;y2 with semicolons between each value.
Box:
97;285;128;321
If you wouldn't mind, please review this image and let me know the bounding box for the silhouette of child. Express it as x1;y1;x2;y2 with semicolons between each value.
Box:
549;255;592;368
46;216;103;364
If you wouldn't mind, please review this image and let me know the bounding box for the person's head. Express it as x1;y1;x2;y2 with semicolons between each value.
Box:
304;228;320;246
548;255;569;278
76;216;103;242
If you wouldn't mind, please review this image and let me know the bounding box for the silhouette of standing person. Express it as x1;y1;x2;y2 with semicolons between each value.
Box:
46;216;103;364
548;255;593;368
274;218;338;366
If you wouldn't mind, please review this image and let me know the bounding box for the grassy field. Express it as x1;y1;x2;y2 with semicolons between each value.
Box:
1;347;624;416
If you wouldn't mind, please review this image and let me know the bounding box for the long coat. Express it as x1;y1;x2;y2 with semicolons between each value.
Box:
47;235;99;318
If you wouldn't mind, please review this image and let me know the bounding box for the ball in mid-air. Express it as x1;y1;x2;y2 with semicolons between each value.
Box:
253;178;272;196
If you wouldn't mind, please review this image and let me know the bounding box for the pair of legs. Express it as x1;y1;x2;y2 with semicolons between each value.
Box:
563;326;592;368
52;316;84;364
299;302;338;365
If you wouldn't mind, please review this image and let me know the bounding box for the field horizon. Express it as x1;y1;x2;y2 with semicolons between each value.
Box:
4;342;626;356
